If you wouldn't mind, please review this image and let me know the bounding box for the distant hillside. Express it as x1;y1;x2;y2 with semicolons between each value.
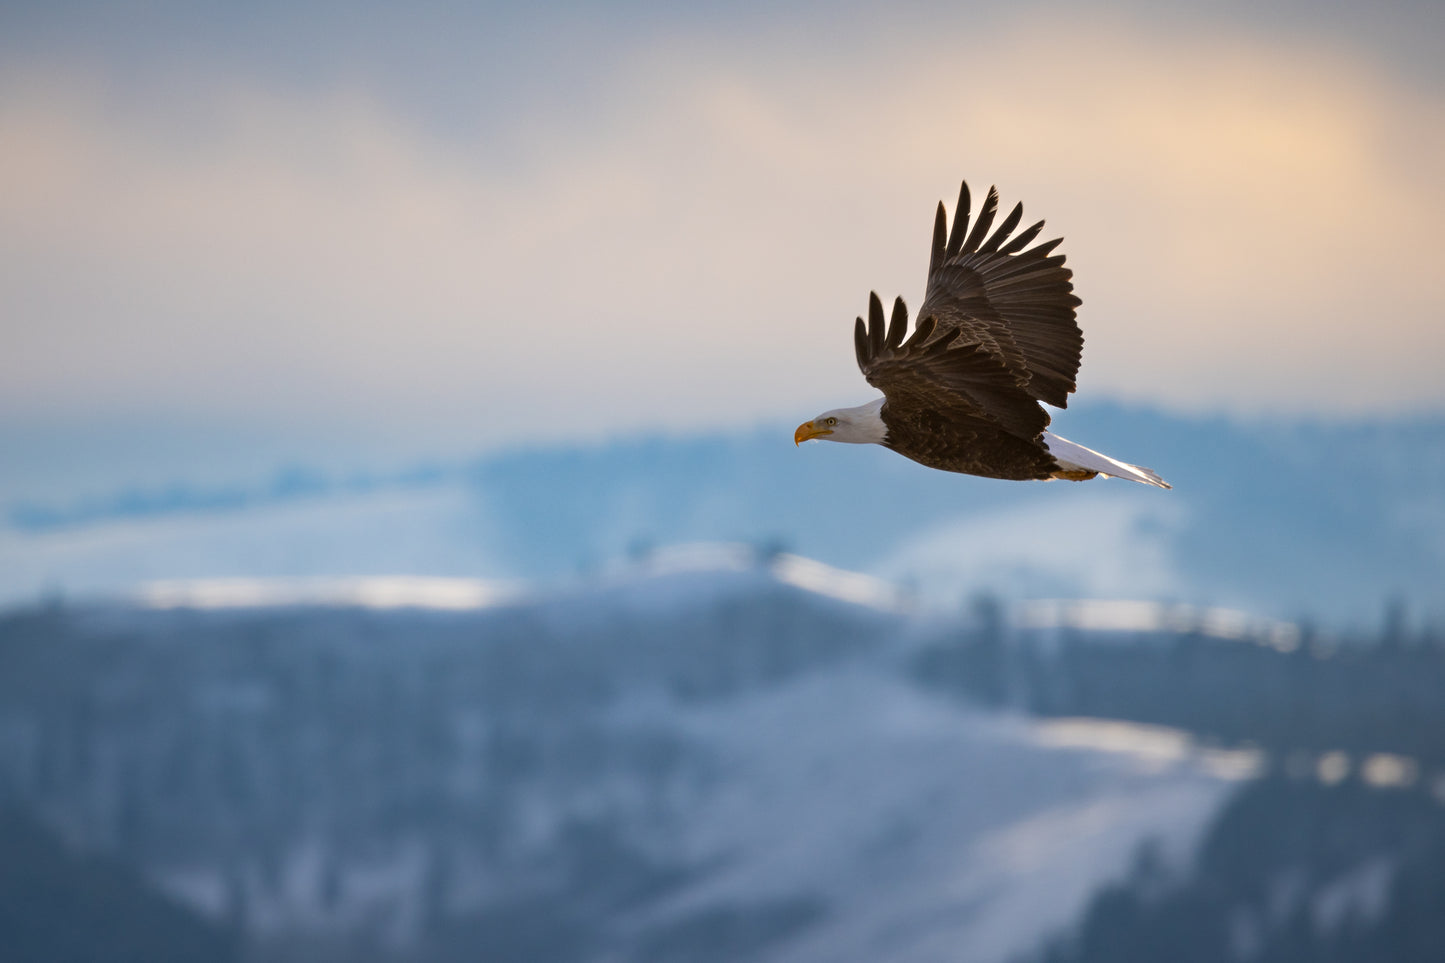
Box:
4;555;1443;962
0;566;1236;963
1027;776;1445;963
3;405;1443;624
0;806;239;963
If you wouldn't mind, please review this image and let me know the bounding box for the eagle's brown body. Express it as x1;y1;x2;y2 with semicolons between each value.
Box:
879;409;1058;480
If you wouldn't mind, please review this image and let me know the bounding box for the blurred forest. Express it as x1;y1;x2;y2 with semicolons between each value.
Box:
2;571;1444;962
917;602;1445;962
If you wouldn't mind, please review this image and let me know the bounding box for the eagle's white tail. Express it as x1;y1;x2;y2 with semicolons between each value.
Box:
1042;431;1171;489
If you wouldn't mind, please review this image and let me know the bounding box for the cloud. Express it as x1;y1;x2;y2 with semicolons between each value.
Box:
1;14;1442;454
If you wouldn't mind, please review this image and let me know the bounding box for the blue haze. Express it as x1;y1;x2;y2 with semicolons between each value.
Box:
4;404;1442;626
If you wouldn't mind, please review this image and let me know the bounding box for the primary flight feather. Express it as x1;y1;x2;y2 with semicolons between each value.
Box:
795;179;1170;489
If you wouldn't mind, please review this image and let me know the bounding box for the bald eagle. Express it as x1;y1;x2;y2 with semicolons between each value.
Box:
795;180;1170;489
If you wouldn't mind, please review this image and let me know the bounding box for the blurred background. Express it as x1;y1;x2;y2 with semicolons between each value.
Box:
2;1;1444;960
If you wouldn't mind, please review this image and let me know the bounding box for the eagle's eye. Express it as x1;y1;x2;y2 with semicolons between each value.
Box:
826;417;838;426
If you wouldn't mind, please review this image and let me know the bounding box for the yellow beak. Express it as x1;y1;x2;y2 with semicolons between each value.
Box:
794;421;833;445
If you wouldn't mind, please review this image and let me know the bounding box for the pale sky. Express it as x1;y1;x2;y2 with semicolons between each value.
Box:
3;0;1443;466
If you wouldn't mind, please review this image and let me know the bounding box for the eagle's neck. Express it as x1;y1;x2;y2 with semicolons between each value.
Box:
838;397;888;445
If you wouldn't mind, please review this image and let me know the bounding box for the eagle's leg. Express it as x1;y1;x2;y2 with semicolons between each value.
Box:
1051;469;1099;482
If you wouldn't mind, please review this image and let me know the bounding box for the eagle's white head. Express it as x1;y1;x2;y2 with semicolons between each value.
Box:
794;397;888;446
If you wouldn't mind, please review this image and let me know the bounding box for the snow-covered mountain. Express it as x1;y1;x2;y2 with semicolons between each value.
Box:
0;556;1251;963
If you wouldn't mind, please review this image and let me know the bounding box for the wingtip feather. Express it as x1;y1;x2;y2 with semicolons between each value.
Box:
960;186;999;254
887;297;909;348
868;292;885;359
945;181;971;257
980;201;1023;254
929;203;947;276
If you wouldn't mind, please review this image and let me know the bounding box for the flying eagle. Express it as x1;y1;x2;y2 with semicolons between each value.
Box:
794;180;1170;489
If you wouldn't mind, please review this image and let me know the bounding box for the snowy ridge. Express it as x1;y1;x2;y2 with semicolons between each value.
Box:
139;576;524;611
1016;598;1303;650
131;543;907;614
130;547;1304;651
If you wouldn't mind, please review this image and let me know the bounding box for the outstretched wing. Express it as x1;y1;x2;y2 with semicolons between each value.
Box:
854;292;1049;442
916;181;1083;408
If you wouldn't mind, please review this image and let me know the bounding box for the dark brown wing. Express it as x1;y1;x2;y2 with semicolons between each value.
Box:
854;292;1049;443
916;181;1083;408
